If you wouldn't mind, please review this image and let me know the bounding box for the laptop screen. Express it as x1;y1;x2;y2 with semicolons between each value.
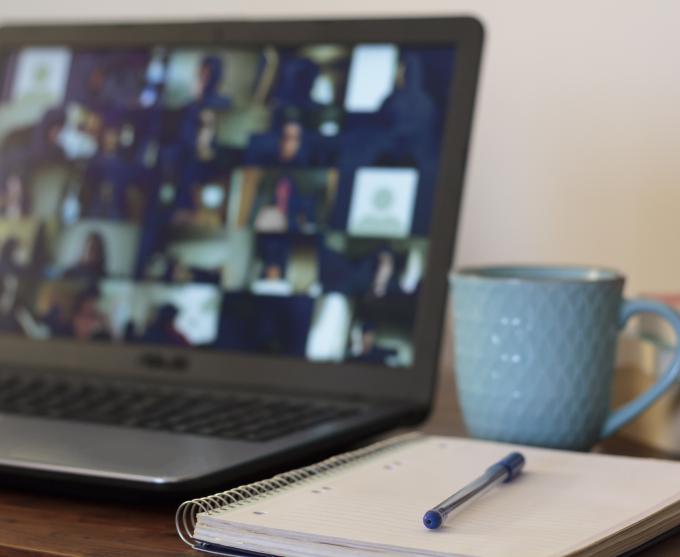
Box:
0;43;456;368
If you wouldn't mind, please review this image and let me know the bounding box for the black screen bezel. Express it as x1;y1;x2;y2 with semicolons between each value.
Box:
0;17;483;407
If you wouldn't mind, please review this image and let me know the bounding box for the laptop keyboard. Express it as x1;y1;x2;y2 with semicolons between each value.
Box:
0;372;358;442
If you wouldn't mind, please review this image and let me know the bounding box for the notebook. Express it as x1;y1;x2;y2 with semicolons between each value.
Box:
175;434;680;557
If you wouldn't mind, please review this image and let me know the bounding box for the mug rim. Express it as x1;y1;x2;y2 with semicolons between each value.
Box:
450;264;625;284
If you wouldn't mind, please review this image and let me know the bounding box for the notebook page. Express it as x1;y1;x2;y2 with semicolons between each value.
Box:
197;436;680;557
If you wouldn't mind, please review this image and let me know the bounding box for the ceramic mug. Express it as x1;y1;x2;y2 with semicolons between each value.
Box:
450;265;680;450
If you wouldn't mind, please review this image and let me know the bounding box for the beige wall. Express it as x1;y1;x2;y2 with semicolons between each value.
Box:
2;0;679;294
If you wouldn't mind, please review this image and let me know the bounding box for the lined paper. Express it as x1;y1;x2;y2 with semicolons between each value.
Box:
195;436;680;557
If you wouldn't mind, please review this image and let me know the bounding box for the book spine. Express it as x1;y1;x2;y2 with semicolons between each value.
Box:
175;432;422;546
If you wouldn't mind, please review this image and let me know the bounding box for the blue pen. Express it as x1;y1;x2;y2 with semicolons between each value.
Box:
422;452;525;530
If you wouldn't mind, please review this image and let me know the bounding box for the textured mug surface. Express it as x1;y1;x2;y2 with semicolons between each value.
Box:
451;266;680;450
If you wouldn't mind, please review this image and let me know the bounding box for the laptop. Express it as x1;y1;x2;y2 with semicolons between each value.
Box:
0;17;483;493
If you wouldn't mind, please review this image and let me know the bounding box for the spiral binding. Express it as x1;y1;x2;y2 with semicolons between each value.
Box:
175;432;422;546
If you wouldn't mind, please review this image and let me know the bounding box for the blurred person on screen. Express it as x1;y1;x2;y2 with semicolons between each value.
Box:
141;303;191;347
64;231;108;281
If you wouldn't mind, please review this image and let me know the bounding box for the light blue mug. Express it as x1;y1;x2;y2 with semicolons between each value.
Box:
451;265;680;450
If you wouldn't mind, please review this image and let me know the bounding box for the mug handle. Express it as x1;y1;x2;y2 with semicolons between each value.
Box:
601;298;680;439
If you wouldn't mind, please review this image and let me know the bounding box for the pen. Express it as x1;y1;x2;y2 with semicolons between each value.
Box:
422;452;525;530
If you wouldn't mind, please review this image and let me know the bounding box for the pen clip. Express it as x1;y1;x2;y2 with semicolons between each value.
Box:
488;452;525;483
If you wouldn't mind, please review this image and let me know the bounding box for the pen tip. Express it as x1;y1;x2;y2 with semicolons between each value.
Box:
423;510;442;529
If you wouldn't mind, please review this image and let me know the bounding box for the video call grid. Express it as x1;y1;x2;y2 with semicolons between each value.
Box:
0;43;456;366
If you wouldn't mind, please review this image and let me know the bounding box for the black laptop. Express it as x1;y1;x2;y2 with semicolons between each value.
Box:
0;17;482;493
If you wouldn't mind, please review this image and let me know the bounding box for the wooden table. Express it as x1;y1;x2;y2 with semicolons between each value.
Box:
1;332;678;556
